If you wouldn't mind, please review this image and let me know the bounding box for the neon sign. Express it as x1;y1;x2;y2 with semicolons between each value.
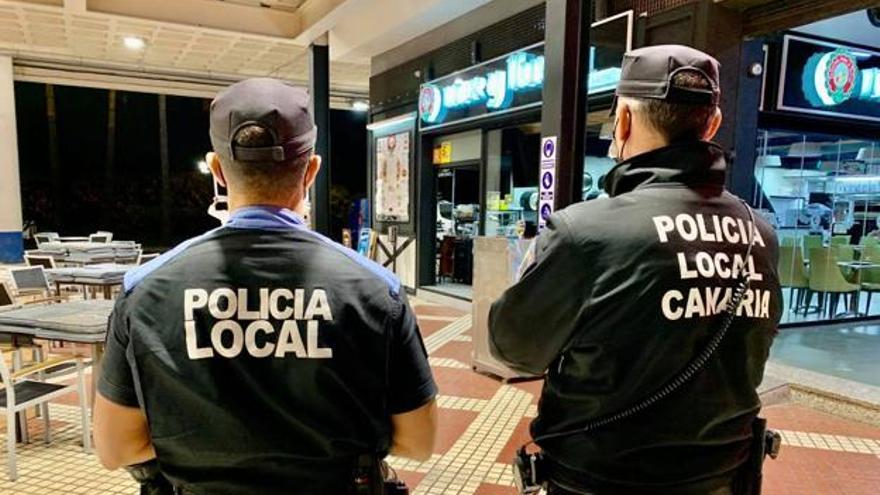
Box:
419;44;623;127
420;51;545;125
804;49;880;107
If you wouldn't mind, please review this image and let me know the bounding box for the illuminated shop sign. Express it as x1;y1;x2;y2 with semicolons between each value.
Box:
778;34;880;123
805;49;880;106
420;52;543;122
419;44;622;128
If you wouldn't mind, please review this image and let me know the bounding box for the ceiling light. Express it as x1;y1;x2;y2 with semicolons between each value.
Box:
351;100;370;112
123;36;146;51
197;160;210;175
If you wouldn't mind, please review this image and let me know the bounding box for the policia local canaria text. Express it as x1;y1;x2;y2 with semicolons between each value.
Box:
653;213;772;322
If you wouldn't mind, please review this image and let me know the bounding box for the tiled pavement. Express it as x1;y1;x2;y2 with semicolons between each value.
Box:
0;297;878;494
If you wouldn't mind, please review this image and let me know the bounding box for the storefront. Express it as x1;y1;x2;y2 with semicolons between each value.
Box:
754;10;880;325
367;7;632;300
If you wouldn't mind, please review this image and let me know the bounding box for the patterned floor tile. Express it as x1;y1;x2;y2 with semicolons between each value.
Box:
0;300;876;494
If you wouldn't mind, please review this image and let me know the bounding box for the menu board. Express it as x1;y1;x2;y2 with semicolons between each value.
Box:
375;132;410;222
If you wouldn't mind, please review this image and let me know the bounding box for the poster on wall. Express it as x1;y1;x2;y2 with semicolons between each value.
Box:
375;132;410;222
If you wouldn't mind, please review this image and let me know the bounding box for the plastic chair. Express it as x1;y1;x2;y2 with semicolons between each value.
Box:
831;245;855;262
830;235;851;246
778;246;810;313
8;267;53;299
23;254;56;270
859;236;880;248
860;264;880;316
0;348;91;480
861;245;880;262
88;233;111;244
808;248;859;318
802;235;823;260
33;232;59;245
137;252;160;265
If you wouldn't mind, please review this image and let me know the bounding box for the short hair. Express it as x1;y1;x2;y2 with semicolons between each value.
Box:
622;70;718;142
221;124;310;198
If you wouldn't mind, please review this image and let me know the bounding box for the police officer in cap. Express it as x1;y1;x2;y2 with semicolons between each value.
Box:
94;78;438;494
489;46;782;494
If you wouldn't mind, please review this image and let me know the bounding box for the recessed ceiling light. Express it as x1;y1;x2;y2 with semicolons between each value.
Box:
351;100;369;112
123;36;146;51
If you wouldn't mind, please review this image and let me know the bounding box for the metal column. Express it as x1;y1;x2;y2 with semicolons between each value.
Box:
309;36;331;235
540;0;591;214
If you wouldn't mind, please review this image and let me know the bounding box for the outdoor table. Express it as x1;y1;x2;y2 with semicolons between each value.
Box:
58;236;90;242
0;300;112;409
37;241;139;266
46;264;131;299
835;261;880;317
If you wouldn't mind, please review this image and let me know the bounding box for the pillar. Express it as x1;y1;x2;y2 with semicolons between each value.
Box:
540;0;591;220
0;55;23;263
309;34;331;236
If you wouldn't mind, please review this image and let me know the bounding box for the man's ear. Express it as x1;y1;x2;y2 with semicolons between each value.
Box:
616;103;632;144
303;155;322;190
208;152;227;187
704;107;723;141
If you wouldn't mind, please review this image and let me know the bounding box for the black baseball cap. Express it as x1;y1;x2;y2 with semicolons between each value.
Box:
210;78;317;163
612;45;721;112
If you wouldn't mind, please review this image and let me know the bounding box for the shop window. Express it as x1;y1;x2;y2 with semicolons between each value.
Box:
754;129;880;324
484;125;541;238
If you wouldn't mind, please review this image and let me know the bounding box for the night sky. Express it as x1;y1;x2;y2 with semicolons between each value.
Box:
14;82;367;248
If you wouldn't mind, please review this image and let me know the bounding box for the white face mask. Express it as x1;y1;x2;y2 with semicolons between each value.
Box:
607;117;625;163
207;198;229;225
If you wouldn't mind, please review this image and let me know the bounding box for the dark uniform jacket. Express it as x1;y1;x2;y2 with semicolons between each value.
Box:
489;141;782;493
99;206;436;495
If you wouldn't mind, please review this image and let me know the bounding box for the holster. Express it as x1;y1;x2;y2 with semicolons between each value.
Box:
733;417;782;495
351;455;410;495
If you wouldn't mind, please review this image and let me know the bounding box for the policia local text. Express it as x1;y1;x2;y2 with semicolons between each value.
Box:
183;288;334;360
652;213;772;322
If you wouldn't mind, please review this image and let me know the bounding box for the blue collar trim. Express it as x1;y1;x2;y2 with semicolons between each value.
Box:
225;206;305;230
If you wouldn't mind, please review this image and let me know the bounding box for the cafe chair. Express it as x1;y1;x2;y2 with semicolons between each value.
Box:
0;280;80;364
438;236;455;283
802;234;823;261
88;232;113;244
861;245;880;263
831;244;856;267
136;252;160;266
808;248;859;318
778;246;812;313
830;235;851;246
860;236;880;248
8;267;64;303
32;233;58;249
23;254;56;270
0;347;91;480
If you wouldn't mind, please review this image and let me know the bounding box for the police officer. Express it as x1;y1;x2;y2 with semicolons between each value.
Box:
93;78;438;494
489;46;782;494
